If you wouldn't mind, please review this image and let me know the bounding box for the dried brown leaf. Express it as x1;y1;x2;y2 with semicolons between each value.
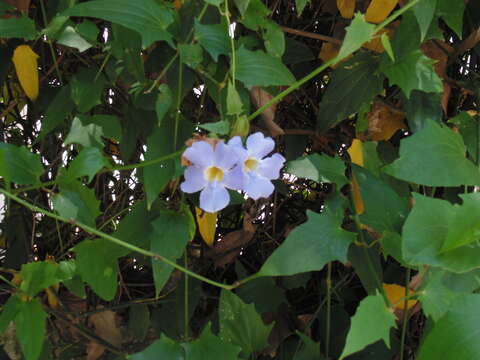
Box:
250;87;284;137
87;309;122;360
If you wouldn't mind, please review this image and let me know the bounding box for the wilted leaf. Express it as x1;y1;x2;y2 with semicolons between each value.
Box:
12;45;39;101
195;208;217;247
336;0;355;19
365;0;398;24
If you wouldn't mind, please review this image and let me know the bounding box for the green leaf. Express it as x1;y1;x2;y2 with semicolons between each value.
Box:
0;143;43;185
403;90;442;133
15;298;48;360
448;111;479;162
338;13;376;59
20;262;60;297
198;120;230;135
295;0;310;16
417;295;480;360
235;273;285;313
259;207;355;277
52;180;100;227
437;0;465;39
381;50;443;98
182;323;241;360
143;126;175;209
0;295;21;332
383;121;480;186
70;68;105;113
66;0;174;47
39;85;75;137
64;116;104;149
219;290;273;354
0;17;36;39
286;153;349;187
62;147;110;183
111;24;145;82
76;20;99;43
235;46;295;88
195;21;230;61
294;332;323;360
156;84;173;127
226;81;244;115
402;193;480;272
441;193;480;252
354;166;408;233
263;20;285;58
74;239;120;300
340;293;396;359
150;208;195;296
380;33;394;61
130;334;185;360
317;53;384;132
240;0;270;30
413;0;437;41
234;0;250;16
179;43;203;69
57;25;92;52
128;304;150;342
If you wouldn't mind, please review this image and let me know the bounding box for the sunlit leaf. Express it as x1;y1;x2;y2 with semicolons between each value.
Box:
337;13;376;59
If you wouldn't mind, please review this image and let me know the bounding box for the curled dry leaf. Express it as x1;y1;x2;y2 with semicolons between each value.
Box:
250;87;284;137
421;40;454;114
87;309;122;360
361;102;406;141
206;212;257;268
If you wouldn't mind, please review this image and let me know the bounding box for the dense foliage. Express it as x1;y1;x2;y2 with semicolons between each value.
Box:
0;0;480;359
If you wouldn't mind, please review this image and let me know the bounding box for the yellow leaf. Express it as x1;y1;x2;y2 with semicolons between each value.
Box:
195;207;217;247
12;45;39;101
351;174;364;214
347;139;364;167
383;283;418;310
45;287;59;309
365;0;398;24
336;0;355;19
11;273;22;287
173;0;182;9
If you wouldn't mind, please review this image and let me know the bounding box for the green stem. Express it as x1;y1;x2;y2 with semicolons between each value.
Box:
246;0;421;123
326;262;332;359
0;188;235;291
224;0;236;85
184;252;189;339
146;53;179;93
39;0;63;85
399;267;412;360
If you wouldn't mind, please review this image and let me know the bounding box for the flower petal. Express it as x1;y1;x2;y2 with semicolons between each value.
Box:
244;173;274;200
180;166;207;193
223;165;245;191
228;136;243;148
257;153;285;179
200;182;230;212
246;132;275;159
213;141;239;170
183;141;214;167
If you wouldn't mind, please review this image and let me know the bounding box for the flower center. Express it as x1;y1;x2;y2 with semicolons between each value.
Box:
244;158;259;172
205;166;224;182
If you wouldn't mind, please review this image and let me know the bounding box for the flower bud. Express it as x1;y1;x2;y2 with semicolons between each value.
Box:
230;115;250;138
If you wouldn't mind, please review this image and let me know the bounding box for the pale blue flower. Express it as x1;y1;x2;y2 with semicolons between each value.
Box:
180;141;241;213
228;132;285;200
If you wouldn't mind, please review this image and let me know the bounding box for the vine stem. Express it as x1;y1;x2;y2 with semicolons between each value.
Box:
246;0;421;123
13;149;184;194
326;262;332;359
0;188;237;291
400;267;412;360
225;0;236;85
